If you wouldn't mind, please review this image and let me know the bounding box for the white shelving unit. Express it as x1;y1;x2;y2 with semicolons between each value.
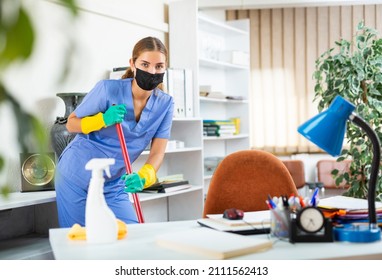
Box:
169;0;250;196
131;117;204;220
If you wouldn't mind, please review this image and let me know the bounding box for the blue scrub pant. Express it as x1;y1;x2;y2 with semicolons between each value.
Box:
55;172;138;228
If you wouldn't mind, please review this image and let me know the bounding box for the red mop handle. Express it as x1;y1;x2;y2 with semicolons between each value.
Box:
116;123;145;223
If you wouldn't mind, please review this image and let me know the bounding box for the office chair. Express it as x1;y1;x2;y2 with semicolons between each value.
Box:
316;159;352;189
281;160;306;189
203;150;299;217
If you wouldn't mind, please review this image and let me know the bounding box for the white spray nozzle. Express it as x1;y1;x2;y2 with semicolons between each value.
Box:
85;158;115;178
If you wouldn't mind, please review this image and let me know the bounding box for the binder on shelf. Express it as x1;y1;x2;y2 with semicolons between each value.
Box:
184;69;194;117
109;66;128;80
167;68;186;118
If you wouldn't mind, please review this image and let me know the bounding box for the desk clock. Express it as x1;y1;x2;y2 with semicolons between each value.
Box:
289;206;333;243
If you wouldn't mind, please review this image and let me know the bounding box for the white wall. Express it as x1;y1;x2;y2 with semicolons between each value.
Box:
1;0;169;191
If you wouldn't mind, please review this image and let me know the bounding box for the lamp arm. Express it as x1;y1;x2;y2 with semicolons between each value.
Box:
350;113;381;227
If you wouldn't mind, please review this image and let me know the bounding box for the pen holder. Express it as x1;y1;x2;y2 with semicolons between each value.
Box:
270;208;290;239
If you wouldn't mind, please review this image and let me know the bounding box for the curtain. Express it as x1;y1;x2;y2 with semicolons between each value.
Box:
227;5;382;155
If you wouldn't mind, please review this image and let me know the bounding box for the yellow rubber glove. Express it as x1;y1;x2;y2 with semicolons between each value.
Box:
138;163;157;188
81;105;127;134
81;112;105;134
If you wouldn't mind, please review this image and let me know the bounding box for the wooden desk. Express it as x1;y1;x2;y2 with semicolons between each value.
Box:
49;220;382;260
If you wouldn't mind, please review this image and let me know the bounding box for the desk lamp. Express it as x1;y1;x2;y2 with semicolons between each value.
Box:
298;95;381;242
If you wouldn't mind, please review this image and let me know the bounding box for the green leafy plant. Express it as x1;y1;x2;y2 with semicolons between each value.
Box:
314;21;382;201
0;0;77;197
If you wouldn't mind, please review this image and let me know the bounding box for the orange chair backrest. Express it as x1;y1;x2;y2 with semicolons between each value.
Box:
203;150;299;218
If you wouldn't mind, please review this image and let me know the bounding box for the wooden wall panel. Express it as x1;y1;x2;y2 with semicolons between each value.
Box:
272;9;286;151
295;7;307;151
341;6;353;42
352;5;364;35
249;10;264;148
230;4;382;152
259;9;274;148
329;6;341;48
376;5;382;33
283;8;297;153
364;5;376;28
305;7;318;152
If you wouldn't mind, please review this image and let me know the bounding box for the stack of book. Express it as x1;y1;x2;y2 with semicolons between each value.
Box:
203;119;238;137
142;180;191;193
318;196;382;226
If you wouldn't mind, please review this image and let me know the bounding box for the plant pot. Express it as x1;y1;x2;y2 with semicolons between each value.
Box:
50;92;86;158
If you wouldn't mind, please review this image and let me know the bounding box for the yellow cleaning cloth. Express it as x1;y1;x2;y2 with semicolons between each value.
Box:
67;219;128;240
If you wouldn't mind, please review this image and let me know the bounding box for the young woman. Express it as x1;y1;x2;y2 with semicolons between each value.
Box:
55;37;174;227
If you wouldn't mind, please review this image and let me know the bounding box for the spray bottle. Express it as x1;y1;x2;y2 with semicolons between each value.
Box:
85;158;118;244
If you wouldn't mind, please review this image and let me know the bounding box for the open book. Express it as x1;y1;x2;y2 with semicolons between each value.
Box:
155;227;272;259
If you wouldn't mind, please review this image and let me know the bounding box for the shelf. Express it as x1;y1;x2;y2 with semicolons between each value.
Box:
0;191;56;211
203;134;249;141
133;185;203;202
204;175;213;180
198;14;249;36
199;97;248;104
199;57;249;70
141;147;202;156
173;117;202;122
0;185;204;210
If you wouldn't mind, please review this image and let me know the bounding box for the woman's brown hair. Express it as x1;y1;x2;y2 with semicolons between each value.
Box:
122;37;168;91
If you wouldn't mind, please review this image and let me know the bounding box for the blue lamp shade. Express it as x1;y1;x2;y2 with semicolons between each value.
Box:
297;96;356;156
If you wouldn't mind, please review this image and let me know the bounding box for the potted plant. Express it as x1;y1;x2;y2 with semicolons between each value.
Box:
313;21;382;201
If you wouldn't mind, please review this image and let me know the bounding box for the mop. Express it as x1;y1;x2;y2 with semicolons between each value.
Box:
116;123;145;223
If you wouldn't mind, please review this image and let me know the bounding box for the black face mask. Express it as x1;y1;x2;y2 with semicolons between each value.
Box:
135;68;165;91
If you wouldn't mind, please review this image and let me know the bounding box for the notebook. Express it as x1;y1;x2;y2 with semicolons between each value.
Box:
155;227;272;259
197;210;270;235
206;210;271;227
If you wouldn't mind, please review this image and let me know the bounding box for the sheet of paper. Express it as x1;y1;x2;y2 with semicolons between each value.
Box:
318;195;382;211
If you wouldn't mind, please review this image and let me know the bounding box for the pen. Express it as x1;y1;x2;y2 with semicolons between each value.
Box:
265;200;272;209
267;194;277;209
299;196;306;208
282;195;289;208
310;187;319;207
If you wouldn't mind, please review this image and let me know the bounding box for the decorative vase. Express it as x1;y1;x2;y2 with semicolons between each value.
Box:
50;92;86;158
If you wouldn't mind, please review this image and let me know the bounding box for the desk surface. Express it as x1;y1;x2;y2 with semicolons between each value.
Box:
49;220;382;260
0;191;56;211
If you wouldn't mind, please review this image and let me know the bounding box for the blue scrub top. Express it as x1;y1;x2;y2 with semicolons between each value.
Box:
55;78;174;227
62;78;173;181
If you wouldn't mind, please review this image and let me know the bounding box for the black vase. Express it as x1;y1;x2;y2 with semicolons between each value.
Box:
50;92;86;158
